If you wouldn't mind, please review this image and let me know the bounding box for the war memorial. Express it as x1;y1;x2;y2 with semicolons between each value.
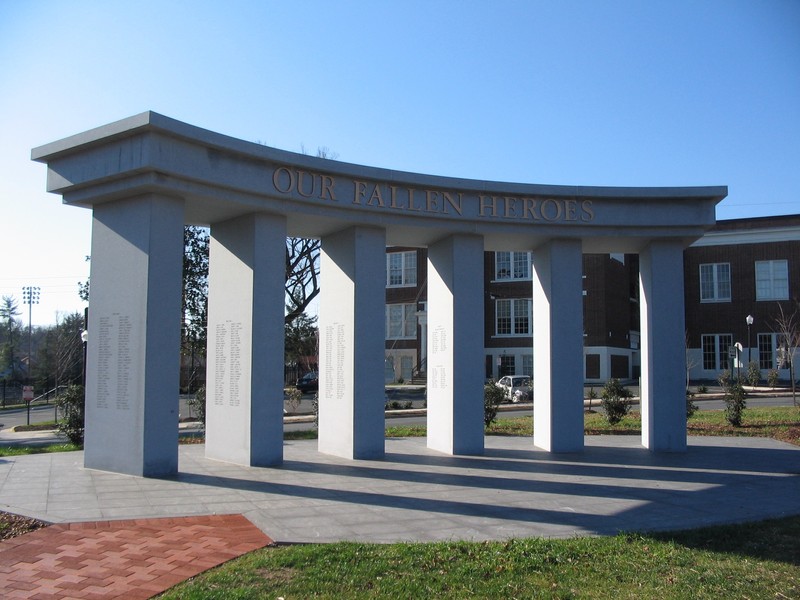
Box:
32;112;727;477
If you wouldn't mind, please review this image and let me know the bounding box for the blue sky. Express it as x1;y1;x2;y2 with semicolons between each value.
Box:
1;0;798;325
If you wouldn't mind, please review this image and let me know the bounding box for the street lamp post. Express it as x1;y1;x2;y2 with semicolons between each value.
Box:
81;329;88;388
746;315;754;380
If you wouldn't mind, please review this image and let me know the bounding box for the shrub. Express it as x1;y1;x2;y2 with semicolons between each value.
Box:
312;393;319;427
186;385;206;425
285;387;302;414
601;378;632;425
717;370;732;389
686;392;698;418
768;369;780;389
484;381;506;427
696;384;708;394
747;361;761;387
55;385;85;446
724;381;747;427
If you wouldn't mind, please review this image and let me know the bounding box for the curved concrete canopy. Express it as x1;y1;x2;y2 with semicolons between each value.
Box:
32;111;727;252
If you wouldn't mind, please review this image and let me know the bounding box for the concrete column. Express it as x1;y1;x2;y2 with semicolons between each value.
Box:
318;227;386;460
205;214;287;466
639;240;688;452
532;239;584;452
83;194;184;477
427;234;485;455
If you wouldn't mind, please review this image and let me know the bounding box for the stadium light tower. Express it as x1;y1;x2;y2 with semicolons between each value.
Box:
22;286;40;382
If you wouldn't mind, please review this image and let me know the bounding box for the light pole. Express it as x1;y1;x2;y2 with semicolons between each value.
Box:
22;286;40;383
746;314;754;378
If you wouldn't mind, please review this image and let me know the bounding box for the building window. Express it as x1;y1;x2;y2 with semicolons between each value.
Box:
400;355;413;381
387;251;417;287
701;333;733;371
755;260;788;301
699;263;731;302
758;333;777;370
760;332;792;369
499;355;515;377
386;303;417;339
495;252;530;280
495;298;531;336
522;354;533;377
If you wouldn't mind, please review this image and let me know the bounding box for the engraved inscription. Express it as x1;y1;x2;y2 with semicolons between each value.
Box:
96;316;111;409
229;321;242;407
432;326;448;355
116;315;132;411
213;322;227;406
336;324;346;400
213;321;243;407
95;313;132;411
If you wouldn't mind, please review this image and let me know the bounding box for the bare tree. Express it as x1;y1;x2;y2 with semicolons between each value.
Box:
773;302;799;407
285;237;320;324
685;330;700;391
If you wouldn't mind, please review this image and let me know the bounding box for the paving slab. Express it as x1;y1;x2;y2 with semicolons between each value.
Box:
0;435;798;544
0;514;272;599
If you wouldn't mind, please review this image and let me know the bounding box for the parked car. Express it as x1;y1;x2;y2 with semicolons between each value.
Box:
295;372;318;393
496;375;532;403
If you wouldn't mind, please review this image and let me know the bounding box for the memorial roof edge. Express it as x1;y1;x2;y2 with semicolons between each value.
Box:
31;111;728;203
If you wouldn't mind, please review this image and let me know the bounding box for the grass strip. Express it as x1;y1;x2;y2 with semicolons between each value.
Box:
0;443;80;456
159;515;800;599
290;406;800;445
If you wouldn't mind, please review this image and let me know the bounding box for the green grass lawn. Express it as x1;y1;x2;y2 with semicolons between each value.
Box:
0;443;81;457
161;406;800;599
492;405;800;446
159;516;800;599
286;405;800;446
3;404;798;597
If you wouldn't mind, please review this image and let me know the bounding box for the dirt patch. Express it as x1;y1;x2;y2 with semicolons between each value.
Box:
0;511;49;541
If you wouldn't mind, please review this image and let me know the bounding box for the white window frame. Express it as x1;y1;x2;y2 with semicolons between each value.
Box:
521;354;533;377
699;263;731;303
387;251;417;287
386;303;417;339
760;332;793;370
495;298;532;336
701;333;733;371
495;252;531;281
755;260;789;301
758;333;778;370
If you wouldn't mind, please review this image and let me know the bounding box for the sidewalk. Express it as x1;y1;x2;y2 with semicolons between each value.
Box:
1;435;798;598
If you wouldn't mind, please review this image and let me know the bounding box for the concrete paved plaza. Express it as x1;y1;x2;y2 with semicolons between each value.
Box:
1;436;798;544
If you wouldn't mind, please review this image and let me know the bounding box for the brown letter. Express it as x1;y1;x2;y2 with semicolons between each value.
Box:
442;192;463;216
503;196;519;218
564;199;577;221
581;200;595;222
353;180;368;204
540;199;563;221
425;190;440;213
273;166;294;194
522;198;540;220
406;187;422;211
297;170;316;198
320;175;337;201
389;185;402;209
368;184;385;207
479;195;500;217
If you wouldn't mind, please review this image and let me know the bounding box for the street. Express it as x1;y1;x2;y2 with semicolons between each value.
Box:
2;388;796;435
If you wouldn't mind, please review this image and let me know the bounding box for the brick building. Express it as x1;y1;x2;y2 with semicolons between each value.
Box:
384;214;799;385
684;214;800;382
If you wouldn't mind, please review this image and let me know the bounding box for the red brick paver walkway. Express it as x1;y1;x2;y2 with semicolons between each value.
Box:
0;514;273;599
